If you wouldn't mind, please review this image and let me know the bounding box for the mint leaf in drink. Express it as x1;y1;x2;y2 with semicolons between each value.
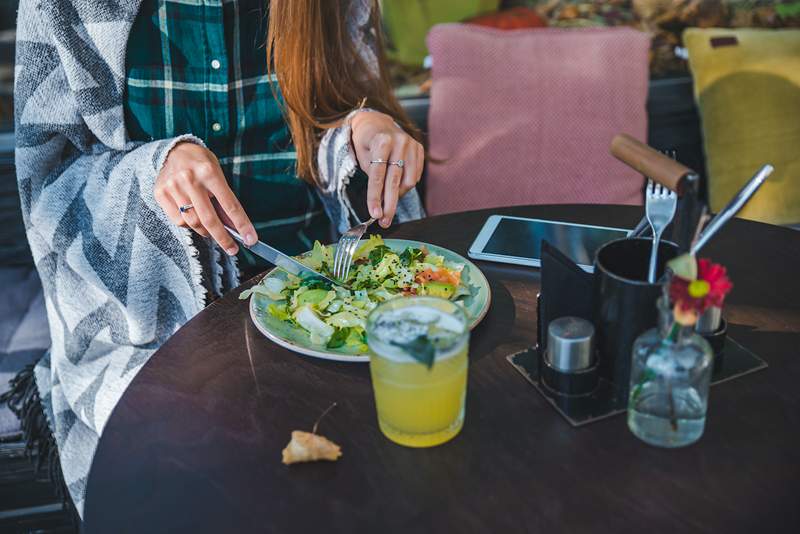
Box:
391;335;436;369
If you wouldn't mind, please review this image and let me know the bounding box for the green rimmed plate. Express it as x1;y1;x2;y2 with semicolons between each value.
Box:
248;239;491;362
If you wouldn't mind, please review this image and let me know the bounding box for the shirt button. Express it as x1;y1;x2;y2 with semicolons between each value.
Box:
211;59;221;70
211;122;222;132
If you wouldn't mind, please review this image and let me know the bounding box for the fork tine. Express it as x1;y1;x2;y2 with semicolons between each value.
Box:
333;241;341;279
340;234;355;277
341;236;353;277
332;217;376;284
341;236;357;282
334;238;346;279
345;235;361;279
339;236;353;280
340;236;353;279
336;238;350;280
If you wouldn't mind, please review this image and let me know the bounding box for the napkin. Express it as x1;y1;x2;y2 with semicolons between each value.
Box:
539;240;595;351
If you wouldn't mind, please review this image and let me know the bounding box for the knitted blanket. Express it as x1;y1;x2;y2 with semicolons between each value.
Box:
5;0;422;518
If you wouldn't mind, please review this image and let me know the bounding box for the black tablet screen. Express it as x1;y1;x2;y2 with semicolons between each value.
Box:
482;218;627;265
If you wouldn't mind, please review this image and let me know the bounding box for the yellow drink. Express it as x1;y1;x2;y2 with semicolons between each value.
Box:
366;297;469;447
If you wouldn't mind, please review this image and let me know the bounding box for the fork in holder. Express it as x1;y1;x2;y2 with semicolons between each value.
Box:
645;180;678;283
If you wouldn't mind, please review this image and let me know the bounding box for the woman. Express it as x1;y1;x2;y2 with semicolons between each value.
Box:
7;0;424;518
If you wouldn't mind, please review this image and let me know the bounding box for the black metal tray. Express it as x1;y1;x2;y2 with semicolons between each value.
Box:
507;336;767;427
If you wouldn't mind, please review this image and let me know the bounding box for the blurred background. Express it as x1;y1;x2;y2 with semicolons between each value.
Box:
382;0;800;94
2;1;799;133
0;0;798;268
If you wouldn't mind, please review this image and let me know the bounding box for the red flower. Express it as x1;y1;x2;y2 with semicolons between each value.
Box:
669;258;732;313
697;259;733;307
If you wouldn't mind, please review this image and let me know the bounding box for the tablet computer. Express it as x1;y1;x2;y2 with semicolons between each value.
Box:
467;215;628;272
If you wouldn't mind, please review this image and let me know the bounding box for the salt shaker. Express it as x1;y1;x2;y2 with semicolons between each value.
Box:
546;316;595;372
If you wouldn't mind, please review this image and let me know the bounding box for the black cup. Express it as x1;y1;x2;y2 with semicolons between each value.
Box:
593;237;678;400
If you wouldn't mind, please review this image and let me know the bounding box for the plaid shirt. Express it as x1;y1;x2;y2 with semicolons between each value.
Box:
124;0;330;257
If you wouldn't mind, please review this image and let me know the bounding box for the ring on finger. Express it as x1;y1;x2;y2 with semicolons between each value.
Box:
388;160;405;169
370;159;389;165
179;203;194;213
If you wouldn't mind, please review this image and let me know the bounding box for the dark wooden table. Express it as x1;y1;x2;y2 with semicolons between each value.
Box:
83;205;800;534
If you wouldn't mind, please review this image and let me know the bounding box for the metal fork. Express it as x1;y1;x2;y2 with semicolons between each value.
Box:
645;179;678;283
629;150;677;238
332;217;377;283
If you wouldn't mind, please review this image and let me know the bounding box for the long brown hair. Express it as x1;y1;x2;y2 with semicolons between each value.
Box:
267;0;419;184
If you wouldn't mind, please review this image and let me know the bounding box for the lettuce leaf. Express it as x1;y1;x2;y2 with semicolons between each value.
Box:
268;303;291;322
345;327;369;352
400;247;425;266
355;235;385;259
325;311;364;328
238;277;286;301
326;327;350;349
294;305;335;344
300;240;332;271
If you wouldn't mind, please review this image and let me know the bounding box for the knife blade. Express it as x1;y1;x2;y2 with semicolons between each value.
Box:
690;164;773;255
224;225;347;288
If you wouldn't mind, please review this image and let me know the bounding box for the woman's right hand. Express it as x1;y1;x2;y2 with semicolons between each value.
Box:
154;142;257;256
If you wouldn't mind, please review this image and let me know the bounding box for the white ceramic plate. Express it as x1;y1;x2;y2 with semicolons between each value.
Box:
248;239;491;362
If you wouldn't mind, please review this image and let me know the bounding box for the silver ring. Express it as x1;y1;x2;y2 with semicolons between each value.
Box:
179;203;194;213
370;159;389;165
389;159;405;169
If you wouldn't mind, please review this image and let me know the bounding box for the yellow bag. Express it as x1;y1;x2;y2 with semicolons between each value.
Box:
684;28;800;225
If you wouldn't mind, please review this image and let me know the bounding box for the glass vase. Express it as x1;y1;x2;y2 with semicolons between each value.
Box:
627;298;713;448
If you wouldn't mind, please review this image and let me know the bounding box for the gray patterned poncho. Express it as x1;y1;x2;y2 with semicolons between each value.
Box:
6;0;423;518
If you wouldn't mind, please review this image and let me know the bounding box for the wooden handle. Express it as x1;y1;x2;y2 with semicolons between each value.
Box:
610;134;696;195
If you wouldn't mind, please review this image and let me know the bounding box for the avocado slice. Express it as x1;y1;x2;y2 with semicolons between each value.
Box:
424;281;456;299
296;288;330;307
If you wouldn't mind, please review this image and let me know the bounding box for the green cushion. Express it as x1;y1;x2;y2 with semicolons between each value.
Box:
382;0;500;67
685;28;800;225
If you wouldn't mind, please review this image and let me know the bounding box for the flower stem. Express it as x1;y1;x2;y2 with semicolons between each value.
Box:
668;386;678;432
665;321;681;431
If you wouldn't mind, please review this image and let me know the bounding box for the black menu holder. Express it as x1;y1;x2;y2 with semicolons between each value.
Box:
538;241;594;350
538;242;600;398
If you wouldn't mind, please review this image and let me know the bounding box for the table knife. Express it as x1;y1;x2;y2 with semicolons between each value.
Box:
691;164;774;255
224;225;347;288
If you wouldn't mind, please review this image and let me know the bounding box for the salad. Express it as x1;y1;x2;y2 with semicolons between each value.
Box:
240;236;475;352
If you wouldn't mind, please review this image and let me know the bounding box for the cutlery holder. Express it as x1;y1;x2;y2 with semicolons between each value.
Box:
593;237;679;399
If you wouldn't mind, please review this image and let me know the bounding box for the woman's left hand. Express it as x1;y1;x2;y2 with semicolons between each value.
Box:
350;111;424;228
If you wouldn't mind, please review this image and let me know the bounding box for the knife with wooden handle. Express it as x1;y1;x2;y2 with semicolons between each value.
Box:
610;133;703;252
610;133;698;196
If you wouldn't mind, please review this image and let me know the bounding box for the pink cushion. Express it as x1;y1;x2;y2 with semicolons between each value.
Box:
425;25;650;215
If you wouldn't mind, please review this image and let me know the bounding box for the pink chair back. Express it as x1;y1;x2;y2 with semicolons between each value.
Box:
425;25;651;216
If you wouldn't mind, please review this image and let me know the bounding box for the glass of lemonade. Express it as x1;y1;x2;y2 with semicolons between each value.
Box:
366;296;469;447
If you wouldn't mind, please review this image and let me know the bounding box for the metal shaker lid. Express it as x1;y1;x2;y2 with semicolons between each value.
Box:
546;316;595;372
